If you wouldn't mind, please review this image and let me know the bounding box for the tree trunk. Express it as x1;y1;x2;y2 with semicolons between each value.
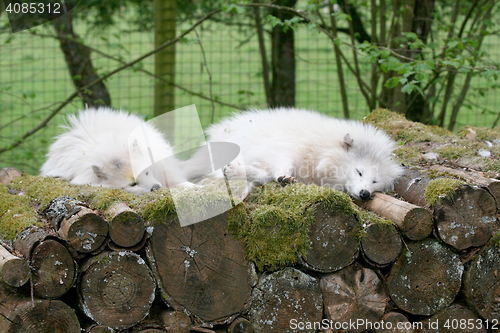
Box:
320;263;388;333
78;251;156;330
357;192;433;240
269;0;297;107
145;213;252;325
250;267;322;333
387;239;463;316
106;203;146;248
52;12;111;108
13;226;76;299
0;283;80;333
154;0;176;116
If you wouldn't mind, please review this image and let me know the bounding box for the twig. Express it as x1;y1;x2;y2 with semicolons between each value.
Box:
193;29;216;124
253;3;272;107
28;30;243;111
0;9;222;155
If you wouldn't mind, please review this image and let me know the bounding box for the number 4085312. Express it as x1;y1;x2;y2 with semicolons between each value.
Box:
5;2;62;14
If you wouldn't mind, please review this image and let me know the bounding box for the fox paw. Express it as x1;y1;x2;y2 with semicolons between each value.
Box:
223;162;246;179
277;175;296;186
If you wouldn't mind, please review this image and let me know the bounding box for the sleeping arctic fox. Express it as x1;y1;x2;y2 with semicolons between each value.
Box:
183;108;403;200
40;107;189;195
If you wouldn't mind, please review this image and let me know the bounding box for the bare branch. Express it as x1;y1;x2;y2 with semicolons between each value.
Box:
193;29;216;124
0;9;223;155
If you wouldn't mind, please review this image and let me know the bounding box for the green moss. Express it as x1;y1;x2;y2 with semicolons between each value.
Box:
0;184;43;241
84;187;137;212
364;108;453;143
435;145;471;160
424;177;466;206
230;182;361;271
10;175;81;209
360;210;396;230
237;205;308;271
394;145;423;164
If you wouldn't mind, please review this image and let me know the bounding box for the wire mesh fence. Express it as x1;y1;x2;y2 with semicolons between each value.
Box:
0;4;499;175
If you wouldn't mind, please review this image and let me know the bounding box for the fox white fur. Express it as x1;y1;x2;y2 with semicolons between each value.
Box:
183;108;403;200
40;107;189;195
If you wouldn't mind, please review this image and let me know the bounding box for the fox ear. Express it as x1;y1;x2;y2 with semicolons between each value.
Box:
92;165;108;180
342;134;353;151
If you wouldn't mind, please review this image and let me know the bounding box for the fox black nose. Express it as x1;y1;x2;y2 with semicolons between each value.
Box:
359;189;370;200
151;184;161;191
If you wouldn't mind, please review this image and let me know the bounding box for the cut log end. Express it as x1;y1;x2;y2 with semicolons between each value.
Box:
320;263;388;333
250;268;323;333
387;239;463;316
107;203;145;248
300;204;360;272
78;251;156;330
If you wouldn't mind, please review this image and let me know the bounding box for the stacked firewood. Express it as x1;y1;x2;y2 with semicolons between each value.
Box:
0;110;499;333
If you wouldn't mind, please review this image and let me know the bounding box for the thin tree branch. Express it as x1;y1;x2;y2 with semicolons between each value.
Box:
0;9;223;155
193;29;216;124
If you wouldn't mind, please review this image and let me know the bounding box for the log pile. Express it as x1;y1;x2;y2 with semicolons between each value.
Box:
0;109;500;332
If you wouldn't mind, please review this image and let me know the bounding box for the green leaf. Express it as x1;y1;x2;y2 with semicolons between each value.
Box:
266;15;283;28
384;77;399;89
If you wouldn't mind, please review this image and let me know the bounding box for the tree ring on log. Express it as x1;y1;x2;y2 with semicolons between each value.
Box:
147;213;251;324
387;239;463;316
78;251;156;330
300;204;360;273
434;185;496;250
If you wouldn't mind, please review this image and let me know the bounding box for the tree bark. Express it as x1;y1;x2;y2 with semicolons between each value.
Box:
0;243;30;287
430;164;500;210
52;12;111;108
78;251;156;330
358;192;433;240
269;0;297;107
250;267;322;333
387;239;463;316
320;262;388;333
44;196;109;253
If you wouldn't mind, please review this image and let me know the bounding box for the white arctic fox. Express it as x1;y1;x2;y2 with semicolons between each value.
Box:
40;107;189;195
183;108;403;200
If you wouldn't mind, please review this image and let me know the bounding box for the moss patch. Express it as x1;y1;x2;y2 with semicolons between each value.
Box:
424;178;466;206
229;182;360;271
363;108;453;143
0;184;42;241
10;175;81;210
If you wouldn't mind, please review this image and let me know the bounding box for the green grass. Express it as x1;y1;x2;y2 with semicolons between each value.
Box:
0;11;499;174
